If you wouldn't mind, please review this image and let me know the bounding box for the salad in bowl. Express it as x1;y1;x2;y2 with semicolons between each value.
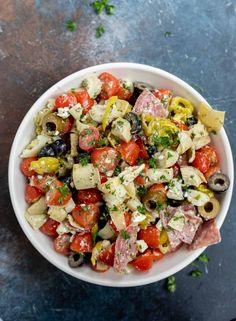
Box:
19;69;230;275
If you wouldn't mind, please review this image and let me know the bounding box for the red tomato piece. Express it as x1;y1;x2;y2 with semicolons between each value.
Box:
135;139;149;160
192;151;210;173
99;72;120;100
63;116;74;133
175;122;189;131
117;141;140;166
70;232;93;253
139;225;160;249
91;147;119;174
74;89;94;113
152;249;164;261
100;173;108;183
130;250;153;272
117;86;132;101
72;204;100;229
25;185;43;204
153;89;172;101
40;218;59;237
205;165;221;181
98;243;115;267
30;174;55;193
20;157;37;177
54;234;70;255
54;93;77;109
79;127;100;151
149;183;165;194
124;211;132;227
77;188;102;204
46;180;72;206
199;145;218;166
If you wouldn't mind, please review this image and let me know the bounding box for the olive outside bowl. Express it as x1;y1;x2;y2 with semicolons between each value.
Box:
8;63;234;287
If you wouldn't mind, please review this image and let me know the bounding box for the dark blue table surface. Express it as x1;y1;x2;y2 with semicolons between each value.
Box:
0;1;236;320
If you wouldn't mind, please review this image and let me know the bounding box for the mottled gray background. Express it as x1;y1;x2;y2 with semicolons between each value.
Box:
0;1;236;320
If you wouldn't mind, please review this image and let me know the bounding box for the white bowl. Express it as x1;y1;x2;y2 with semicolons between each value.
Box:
8;62;234;287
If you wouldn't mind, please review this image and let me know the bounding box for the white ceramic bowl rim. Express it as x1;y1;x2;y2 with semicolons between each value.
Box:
8;62;234;287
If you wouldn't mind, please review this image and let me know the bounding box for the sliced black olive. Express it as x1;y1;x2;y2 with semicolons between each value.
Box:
208;173;230;193
167;199;183;207
51;139;67;156
38;144;56;157
124;112;142;134
147;145;158;157
130;81;155;105
185;116;197;126
68;253;84;268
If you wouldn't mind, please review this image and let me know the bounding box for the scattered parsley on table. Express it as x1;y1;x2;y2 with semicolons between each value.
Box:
66;20;77;32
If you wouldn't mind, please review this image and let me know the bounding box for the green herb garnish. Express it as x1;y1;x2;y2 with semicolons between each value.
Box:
137;186;147;196
57;184;70;203
117;120;124;127
66;20;77;32
105;4;114;15
119;176;125;183
198;253;209;263
152;135;171;148
137;158;144;165
79;155;90;166
120;230;130;240
190;269;202;278
110;205;118;211
160;175;166;180
92;0;114;15
105;183;110;189
113;166;121;176
167;152;173;159
137;206;146;214
166;276;176;293
148;158;156;168
96;24;105;38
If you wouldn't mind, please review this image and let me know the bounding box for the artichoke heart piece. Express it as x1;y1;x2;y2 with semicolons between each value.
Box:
198;103;225;133
180;166;206;187
187;189;210;206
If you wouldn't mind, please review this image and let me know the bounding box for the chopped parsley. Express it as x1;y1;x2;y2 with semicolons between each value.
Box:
191;132;196;139
96;24;105;38
137;205;146;214
190;269;202;278
137;186;147;196
198;253;209;263
194;194;201;201
156;203;164;211
168;180;175;189
160;175;166;180
117;120;124;127
57;184;70;203
98;136;108;147
79;155;90;166
148;157;156;168
120;230;130;240
66;20;77;32
110;205;118;211
137;158;145;165
119;176;125;183
167;152;173;159
81;204;89;211
166;276;176;293
105;183;110;189
152;135;171;148
113;166;121;176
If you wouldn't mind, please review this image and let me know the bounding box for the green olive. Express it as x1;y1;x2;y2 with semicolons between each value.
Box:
42;113;65;135
198;197;220;220
143;189;167;212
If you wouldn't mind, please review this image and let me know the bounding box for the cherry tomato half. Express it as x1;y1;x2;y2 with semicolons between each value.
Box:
130;250;153;272
74;89;94;113
77;188;102;204
135;139;149;160
70;232;93;253
91;147;119;174
139;225;160;249
199;145;218;166
98;243;115;267
55;93;77;109
192;151;210;173
20;157;37;177
117;86;132;101
117;141;140;166
72;204;100;230
99;72;120;100
45;180;72;206
25;185;43;204
63;116;74;133
54;234;70;255
40;218;59;237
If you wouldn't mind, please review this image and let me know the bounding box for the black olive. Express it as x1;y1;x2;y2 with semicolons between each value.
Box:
130;81;155;105
68;253;84;268
38;144;56;157
147;145;158;157
124;112;142;134
208;173;230;193
167;199;183;207
185;116;197;126
51;139;67;156
60;175;72;186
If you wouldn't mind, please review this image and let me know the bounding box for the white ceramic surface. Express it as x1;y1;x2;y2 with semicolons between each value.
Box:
8;63;234;287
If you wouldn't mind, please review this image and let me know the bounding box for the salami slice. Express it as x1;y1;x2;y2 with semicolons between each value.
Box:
188;219;221;250
114;225;138;273
133;90;168;118
178;213;202;244
167;229;183;251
